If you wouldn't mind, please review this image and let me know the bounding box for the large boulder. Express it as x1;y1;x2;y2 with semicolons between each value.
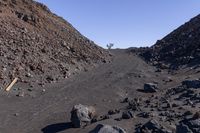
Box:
70;104;96;128
144;83;158;93
182;79;200;88
89;124;126;133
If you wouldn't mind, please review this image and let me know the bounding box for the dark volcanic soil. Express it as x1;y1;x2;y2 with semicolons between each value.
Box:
1;1;200;133
1;50;200;133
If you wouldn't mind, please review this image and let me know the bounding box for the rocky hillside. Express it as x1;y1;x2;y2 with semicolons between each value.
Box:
0;0;110;88
141;14;200;69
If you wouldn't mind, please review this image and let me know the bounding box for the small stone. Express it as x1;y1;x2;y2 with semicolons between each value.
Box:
138;112;152;118
114;118;122;121
46;75;54;83
122;111;134;119
100;115;110;120
3;67;6;71
13;88;19;91
183;111;193;116
178;107;183;110
145;100;151;104
14;113;19;117
155;69;161;72
127;100;140;111
144;83;158;93
172;103;179;108
186;99;193;106
26;73;33;78
27;88;33;92
193;112;200;119
17;92;25;97
108;109;120;115
122;97;129;103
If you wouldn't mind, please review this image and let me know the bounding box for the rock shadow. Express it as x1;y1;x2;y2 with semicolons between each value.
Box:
41;122;72;133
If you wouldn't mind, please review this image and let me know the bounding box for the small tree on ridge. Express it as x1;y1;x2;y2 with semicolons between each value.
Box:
106;43;114;50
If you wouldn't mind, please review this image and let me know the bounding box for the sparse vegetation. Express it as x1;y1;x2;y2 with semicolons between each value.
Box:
106;43;114;50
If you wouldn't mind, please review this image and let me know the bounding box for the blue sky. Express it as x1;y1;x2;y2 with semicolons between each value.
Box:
36;0;200;48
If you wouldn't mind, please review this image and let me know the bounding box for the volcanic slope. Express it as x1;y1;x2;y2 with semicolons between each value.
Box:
0;0;110;89
141;14;200;69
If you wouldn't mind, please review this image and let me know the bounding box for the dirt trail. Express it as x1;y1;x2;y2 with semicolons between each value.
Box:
0;50;167;133
0;49;197;133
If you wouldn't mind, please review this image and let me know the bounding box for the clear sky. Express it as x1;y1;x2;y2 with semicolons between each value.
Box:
36;0;200;48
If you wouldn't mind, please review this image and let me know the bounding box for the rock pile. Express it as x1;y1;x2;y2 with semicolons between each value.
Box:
69;77;200;132
0;0;110;88
140;14;200;69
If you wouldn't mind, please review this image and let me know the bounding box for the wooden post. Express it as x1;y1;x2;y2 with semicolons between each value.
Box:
5;78;18;92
